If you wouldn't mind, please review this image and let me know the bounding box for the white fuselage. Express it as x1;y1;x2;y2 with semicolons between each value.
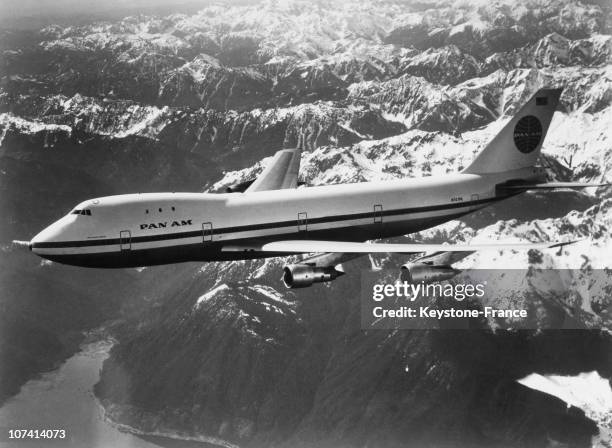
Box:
30;168;539;268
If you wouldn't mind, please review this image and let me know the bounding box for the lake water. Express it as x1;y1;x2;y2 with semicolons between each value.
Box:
0;340;217;448
0;340;161;447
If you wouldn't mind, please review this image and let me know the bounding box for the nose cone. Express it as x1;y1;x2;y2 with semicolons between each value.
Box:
30;216;73;256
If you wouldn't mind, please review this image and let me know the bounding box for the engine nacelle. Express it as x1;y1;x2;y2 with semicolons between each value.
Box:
282;264;344;288
400;262;461;284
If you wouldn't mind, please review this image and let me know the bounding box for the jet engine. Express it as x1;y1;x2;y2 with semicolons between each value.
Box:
400;262;461;284
282;264;344;288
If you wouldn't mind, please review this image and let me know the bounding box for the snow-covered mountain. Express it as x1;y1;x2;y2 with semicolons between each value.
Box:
1;0;611;446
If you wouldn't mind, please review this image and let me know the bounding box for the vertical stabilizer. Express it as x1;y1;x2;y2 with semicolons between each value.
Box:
463;88;562;174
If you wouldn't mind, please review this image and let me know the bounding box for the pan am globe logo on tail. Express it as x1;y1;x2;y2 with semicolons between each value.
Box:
513;115;543;153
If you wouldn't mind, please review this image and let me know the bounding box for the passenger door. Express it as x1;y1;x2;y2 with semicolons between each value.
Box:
297;212;308;232
373;204;383;224
119;230;131;251
202;222;213;243
373;204;383;238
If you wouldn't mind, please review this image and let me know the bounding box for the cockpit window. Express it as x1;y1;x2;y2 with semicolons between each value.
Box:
71;209;92;216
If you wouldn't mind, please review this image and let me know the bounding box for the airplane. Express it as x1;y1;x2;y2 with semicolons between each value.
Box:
29;88;608;288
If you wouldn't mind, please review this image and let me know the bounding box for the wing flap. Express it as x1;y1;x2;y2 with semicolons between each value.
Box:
245;148;301;193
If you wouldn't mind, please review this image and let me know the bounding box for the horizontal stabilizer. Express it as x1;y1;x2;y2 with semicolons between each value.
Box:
223;239;577;255
498;181;610;192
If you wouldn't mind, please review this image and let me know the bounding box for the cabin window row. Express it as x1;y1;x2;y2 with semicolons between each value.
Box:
145;206;176;214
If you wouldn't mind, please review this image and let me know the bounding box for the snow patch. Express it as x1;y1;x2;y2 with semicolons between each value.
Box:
250;285;294;306
195;284;229;308
518;371;612;429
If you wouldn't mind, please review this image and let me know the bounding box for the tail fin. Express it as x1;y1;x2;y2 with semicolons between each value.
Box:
462;88;562;174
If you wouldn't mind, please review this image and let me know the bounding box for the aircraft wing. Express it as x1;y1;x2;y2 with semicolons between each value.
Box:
245;148;301;193
497;181;610;192
223;239;575;254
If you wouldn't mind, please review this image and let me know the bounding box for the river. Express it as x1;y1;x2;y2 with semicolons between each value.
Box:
0;340;219;448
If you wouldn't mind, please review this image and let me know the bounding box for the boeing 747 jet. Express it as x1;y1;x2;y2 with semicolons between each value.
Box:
30;88;607;287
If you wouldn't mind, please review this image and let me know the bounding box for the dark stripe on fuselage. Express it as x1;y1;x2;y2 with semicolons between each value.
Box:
32;196;502;250
36;211;474;268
